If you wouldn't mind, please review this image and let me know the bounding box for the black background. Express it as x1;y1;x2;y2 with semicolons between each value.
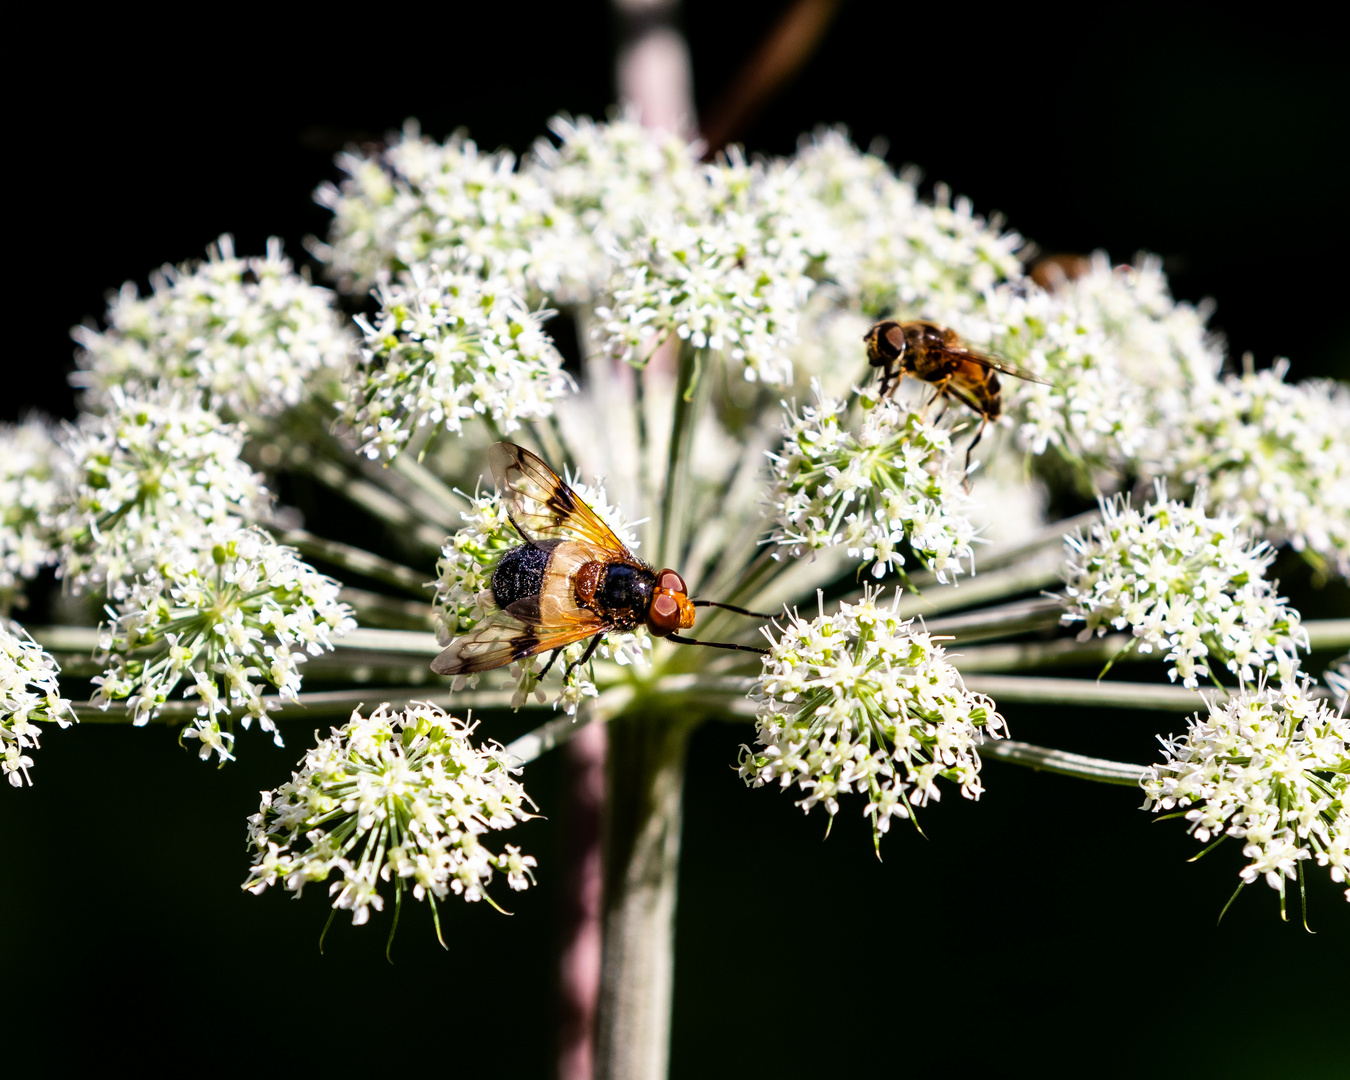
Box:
6;3;1348;1077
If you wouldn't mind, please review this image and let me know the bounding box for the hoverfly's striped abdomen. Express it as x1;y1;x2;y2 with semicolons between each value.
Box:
491;540;562;609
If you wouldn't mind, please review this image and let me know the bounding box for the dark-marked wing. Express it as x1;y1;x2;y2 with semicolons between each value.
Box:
488;442;632;554
944;348;1052;386
430;605;608;676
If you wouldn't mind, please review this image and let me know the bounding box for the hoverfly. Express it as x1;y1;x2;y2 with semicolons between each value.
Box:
862;319;1052;471
430;442;769;680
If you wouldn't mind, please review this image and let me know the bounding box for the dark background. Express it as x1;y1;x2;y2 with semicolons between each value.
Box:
7;3;1348;1076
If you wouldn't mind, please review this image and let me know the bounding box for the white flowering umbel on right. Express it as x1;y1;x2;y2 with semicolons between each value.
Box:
1059;483;1307;689
1143;681;1350;913
741;588;1005;851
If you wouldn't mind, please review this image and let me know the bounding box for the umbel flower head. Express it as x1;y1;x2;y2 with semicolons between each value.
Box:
1162;361;1350;579
740;588;1005;849
343;261;569;460
767;380;978;582
1;415;62;595
92;527;355;756
244;701;537;934
2;619;74;787
1059;482;1307;689
71;234;353;419
51;386;268;600
1142;680;1350;909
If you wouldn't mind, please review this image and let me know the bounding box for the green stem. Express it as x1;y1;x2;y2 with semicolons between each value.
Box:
292;454;446;552
70;685;542;724
390;454;470;528
275;530;431;598
960;673;1216;711
657;345;708;571
981;738;1147;786
595;709;695;1080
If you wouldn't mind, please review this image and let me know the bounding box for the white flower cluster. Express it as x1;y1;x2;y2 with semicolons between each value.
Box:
766;380;978;582
2;620;74;787
432;480;649;713
740;588;1005;848
1163;362;1350;578
51;387;267;599
244;701;537;928
315;123;563;299
344;263;569;460
72;235;353;419
1060;485;1307;689
787;129;1024;319
1142;681;1350;905
92;527;355;757
596;150;814;384
957;255;1222;480
1;415;62;594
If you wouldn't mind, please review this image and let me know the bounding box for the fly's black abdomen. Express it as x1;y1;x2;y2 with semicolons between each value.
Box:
492;540;562;609
597;562;655;628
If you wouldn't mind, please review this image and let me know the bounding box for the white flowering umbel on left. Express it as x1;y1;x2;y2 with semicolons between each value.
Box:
767;380;977;582
1059;483;1307;689
71;234;354;419
1143;681;1350;912
51;386;268;600
1;620;74;787
92;528;355;756
244;701;537;940
740;589;1005;850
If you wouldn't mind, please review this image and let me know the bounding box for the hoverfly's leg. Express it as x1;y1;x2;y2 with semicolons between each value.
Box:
962;416;989;488
667;632;769;656
562;633;604;680
535;648;562;681
921;378;950;420
692;599;776;619
504;510;532;544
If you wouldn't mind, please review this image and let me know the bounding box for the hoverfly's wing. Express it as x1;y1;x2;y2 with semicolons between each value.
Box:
429;601;609;676
488;442;633;555
952;350;1053;386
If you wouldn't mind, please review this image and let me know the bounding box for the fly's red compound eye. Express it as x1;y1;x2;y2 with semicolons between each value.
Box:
655;569;686;594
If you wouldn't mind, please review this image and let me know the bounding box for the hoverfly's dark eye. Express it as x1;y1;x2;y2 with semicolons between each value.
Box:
656;569;686;594
649;592;682;634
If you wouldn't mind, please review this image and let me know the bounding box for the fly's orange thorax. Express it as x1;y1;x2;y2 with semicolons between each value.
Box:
573;559;605;608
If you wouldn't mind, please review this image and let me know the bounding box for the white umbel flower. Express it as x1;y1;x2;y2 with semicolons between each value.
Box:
244;701;537;931
1142;681;1350;908
72;235;353;419
92;527;355;752
766;380;978;582
740;588;1005;848
51;387;268;600
1060;483;1307;689
1163;362;1350;578
343;262;569;460
315;122;563;299
1;415;62;594
1;619;74;787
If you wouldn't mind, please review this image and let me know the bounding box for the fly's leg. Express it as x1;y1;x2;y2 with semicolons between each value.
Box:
563;633;604;680
962;415;989;489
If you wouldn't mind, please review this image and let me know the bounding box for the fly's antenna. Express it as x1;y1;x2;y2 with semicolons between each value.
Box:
691;600;775;619
667;633;768;656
